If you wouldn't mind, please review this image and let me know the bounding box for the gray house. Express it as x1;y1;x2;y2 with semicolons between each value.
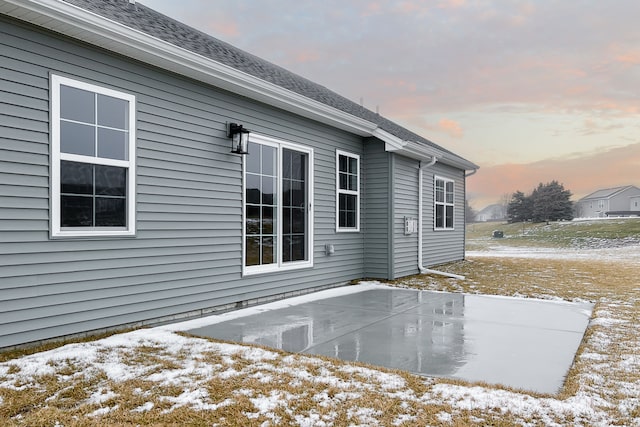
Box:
0;0;477;349
576;186;640;218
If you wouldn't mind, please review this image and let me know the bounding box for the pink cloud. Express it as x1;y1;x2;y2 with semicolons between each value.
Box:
294;50;322;63
467;143;640;209
437;118;463;138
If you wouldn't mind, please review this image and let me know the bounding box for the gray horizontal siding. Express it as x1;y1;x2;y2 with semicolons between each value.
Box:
391;154;420;279
363;139;390;279
421;163;466;266
0;16;365;348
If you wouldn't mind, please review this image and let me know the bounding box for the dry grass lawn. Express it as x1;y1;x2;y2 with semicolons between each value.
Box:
1;221;639;426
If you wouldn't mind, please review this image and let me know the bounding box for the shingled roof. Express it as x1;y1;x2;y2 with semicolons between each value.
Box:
580;186;640;201
5;0;477;168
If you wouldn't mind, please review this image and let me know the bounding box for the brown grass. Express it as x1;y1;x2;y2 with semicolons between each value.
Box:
1;250;638;425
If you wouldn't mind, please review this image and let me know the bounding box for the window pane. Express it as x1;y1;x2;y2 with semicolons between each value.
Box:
283;235;291;263
283;207;291;235
291;181;304;207
61;195;92;227
97;128;127;160
246;237;260;266
446;181;454;203
339;173;348;190
436;204;444;228
60;85;95;123
446;206;454;228
95;165;126;196
262;237;275;265
61;121;95;156
96;197;126;226
348;174;357;191
246;174;260;205
97;94;128;129
346;211;356;228
290;235;305;261
246;142;261;174
282;149;292;179
339;155;348;173
446;193;454;204
262;177;275;205
261;145;276;176
262;206;274;234
286;150;305;180
291;207;305;233
246;205;260;235
348;157;357;174
61;161;93;195
346;194;356;211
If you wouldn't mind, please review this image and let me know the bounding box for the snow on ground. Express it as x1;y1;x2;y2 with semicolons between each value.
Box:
0;324;616;426
1;246;639;425
468;244;640;264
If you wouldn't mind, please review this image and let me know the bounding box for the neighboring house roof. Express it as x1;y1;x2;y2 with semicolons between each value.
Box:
0;0;478;171
579;185;640;201
475;204;505;219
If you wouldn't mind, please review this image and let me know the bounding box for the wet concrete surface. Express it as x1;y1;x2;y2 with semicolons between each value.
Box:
187;287;593;394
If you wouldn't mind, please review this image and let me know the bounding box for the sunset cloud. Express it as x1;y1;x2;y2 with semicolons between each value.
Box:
437;118;463;138
141;0;640;212
467;143;640;209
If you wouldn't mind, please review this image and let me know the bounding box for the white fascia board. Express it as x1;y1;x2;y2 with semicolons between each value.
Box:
1;0;377;136
384;138;478;171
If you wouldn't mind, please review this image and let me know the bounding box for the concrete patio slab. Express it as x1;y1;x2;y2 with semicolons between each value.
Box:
185;286;593;394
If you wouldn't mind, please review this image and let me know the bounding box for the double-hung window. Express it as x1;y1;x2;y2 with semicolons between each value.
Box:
336;150;360;232
51;75;136;237
434;176;454;230
244;134;313;274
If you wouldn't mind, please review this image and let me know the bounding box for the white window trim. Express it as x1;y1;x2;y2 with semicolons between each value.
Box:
335;149;360;232
242;133;314;276
50;74;136;238
434;175;455;231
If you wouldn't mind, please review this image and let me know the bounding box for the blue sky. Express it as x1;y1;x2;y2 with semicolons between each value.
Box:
142;0;640;208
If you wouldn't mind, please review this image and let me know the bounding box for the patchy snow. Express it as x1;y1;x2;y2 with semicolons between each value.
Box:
1;248;639;425
468;244;640;264
0;309;635;425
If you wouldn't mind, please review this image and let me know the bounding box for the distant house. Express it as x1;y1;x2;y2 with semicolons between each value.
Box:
474;204;507;222
0;0;477;349
576;186;640;218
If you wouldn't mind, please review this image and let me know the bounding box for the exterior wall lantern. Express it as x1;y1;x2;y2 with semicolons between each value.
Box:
227;122;250;155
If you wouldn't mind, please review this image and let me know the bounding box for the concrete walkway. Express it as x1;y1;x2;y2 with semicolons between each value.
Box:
186;286;593;394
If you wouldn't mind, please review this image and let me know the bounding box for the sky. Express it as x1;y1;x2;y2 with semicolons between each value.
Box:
141;0;640;209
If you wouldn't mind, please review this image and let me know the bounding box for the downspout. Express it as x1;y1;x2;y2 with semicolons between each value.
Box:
417;156;466;280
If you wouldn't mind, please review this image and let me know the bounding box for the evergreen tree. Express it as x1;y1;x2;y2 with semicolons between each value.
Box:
507;191;533;223
531;181;573;222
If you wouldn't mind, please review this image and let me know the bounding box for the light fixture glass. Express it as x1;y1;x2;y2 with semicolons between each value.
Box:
228;122;250;155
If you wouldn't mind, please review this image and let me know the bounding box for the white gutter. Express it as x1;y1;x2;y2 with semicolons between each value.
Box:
417;157;466;280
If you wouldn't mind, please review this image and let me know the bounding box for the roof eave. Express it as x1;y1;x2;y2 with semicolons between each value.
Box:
1;0;478;172
0;0;378;136
374;128;478;171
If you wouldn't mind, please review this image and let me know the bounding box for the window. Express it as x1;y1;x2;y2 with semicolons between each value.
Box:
336;150;360;232
434;176;454;230
244;134;313;274
51;75;136;237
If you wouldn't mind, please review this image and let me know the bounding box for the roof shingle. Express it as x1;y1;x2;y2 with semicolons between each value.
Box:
62;0;470;163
